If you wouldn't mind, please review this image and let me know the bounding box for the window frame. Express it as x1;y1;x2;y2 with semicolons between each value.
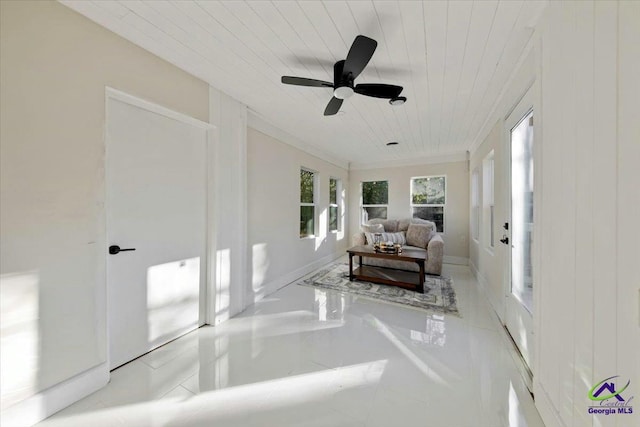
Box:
409;175;447;234
299;167;317;239
483;152;495;252
329;177;341;233
471;168;480;242
360;180;389;223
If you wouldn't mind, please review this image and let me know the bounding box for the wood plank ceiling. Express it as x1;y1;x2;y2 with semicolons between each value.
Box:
61;0;545;167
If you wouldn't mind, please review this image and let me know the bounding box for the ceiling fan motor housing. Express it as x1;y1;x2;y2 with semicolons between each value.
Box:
333;60;354;99
280;35;405;115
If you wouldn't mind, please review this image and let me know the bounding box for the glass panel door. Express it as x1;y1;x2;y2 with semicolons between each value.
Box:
511;110;534;313
504;103;535;375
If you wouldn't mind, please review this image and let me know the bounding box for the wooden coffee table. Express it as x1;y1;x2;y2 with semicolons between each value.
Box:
347;245;427;293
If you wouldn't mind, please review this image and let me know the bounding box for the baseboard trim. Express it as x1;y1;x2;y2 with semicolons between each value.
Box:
469;259;503;316
250;249;346;305
469;258;490;298
469;258;479;277
533;382;566;427
1;362;109;427
443;256;469;266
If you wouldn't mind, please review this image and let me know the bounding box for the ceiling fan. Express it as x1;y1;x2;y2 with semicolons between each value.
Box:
281;35;407;116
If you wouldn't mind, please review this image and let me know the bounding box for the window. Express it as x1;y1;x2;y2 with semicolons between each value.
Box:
410;176;446;232
483;153;495;249
361;181;388;222
300;168;316;238
329;178;341;232
471;168;480;241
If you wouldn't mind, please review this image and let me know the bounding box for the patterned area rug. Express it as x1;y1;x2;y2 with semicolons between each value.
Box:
297;262;460;317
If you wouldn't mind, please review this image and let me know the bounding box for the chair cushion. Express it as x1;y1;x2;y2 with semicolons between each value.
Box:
364;231;406;245
398;217;437;232
406;223;434;248
361;223;384;233
367;218;399;232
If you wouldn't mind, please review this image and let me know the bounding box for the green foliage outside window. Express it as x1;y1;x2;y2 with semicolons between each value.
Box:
300;206;315;238
329;178;339;231
411;177;445;204
329;206;338;231
329;178;337;205
362;181;388;205
300;169;314;203
300;169;315;237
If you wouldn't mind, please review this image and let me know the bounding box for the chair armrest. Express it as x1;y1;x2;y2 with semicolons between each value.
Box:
426;234;444;276
352;232;366;246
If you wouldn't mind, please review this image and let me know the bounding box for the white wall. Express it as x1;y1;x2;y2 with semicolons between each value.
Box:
247;127;349;298
469;121;508;314
0;1;209;424
209;88;248;324
468;40;537;316
534;2;640;426
470;2;640;427
348;161;469;262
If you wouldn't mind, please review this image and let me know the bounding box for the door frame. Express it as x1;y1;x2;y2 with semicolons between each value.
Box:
501;82;541;383
104;87;216;370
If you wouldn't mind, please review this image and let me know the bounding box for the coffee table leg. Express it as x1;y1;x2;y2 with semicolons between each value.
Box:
417;260;425;293
349;253;354;281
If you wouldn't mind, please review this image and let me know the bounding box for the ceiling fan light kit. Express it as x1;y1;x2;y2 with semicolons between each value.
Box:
334;86;354;99
281;35;407;116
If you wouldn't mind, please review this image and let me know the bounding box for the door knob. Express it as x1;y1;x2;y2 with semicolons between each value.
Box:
499;236;509;245
109;245;136;255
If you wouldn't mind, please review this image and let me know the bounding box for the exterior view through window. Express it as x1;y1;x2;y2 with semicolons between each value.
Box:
471;168;480;241
361;181;388;222
329;178;339;232
411;176;445;232
483;153;495;248
300;168;315;238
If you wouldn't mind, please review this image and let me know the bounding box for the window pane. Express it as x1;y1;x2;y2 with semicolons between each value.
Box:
329;206;338;231
412;206;444;232
362;181;388;205
300;169;314;203
511;110;534;312
473;206;480;240
363;206;387;221
411;176;445;204
471;170;479;207
329;178;337;205
490;205;495;247
300;206;314;237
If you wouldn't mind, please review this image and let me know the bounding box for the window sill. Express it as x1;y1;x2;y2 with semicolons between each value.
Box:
300;235;316;240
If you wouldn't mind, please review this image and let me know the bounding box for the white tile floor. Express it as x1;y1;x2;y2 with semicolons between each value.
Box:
38;263;544;427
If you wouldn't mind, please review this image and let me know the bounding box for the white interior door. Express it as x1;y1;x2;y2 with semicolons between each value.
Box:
106;92;208;370
504;93;535;372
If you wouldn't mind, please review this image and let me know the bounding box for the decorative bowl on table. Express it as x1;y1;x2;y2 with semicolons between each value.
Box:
373;242;402;254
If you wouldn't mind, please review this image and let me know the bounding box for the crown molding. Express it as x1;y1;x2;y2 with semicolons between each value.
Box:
349;151;468;171
247;111;350;170
468;28;537;157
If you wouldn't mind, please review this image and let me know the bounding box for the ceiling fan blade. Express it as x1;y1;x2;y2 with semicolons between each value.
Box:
324;97;343;116
281;76;333;87
343;35;377;79
354;83;403;99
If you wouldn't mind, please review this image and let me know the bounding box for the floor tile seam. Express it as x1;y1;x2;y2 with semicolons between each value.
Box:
362;379;384;426
159;384;196;399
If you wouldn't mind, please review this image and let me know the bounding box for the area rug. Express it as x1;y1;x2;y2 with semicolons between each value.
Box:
296;262;460;317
